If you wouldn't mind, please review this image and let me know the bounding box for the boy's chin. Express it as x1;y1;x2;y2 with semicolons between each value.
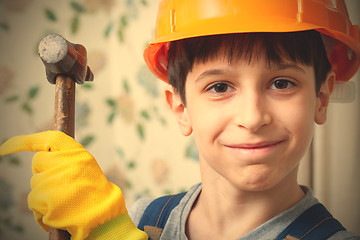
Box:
228;169;298;193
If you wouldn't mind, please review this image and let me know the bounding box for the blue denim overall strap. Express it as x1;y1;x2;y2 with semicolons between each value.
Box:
138;192;187;240
138;194;345;240
275;203;346;240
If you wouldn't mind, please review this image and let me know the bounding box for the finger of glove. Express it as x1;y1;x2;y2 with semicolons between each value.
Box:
29;174;70;231
32;210;50;232
28;187;50;231
0;131;82;156
32;207;89;240
29;190;69;234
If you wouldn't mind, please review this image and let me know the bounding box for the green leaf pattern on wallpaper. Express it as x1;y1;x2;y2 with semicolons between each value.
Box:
0;0;200;238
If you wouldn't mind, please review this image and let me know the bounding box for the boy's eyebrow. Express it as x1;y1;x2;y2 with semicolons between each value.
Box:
271;63;306;73
195;69;231;83
195;64;306;83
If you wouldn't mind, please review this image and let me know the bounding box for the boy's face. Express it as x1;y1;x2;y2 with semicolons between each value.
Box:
167;51;333;192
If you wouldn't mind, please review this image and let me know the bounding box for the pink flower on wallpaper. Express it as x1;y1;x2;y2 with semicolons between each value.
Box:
87;50;107;74
116;94;135;123
0;66;14;95
151;158;170;184
83;0;115;12
3;0;32;12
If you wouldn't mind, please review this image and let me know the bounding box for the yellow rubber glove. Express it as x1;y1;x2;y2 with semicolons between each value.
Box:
0;131;147;240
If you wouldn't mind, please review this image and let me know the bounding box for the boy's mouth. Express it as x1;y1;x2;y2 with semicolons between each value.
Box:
228;140;285;149
223;140;286;154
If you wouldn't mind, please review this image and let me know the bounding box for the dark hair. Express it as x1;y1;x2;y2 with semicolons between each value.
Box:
167;30;332;104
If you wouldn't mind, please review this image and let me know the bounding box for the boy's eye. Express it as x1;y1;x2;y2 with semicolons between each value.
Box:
208;83;233;94
270;79;295;90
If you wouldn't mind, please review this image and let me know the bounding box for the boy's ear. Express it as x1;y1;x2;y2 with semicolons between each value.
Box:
165;87;193;136
315;71;335;125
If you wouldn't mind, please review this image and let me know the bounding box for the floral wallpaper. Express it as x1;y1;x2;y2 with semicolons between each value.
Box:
1;0;360;239
0;0;200;239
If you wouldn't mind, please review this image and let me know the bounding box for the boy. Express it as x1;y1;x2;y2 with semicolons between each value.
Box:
0;0;359;239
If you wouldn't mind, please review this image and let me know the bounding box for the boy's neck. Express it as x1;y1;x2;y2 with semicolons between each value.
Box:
186;168;305;240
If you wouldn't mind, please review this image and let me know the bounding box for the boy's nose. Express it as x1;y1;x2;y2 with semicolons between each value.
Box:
233;92;272;132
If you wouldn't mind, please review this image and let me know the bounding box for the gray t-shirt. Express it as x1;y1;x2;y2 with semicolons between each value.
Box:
129;183;359;240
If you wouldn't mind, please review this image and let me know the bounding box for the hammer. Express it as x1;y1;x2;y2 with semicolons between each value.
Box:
38;34;94;240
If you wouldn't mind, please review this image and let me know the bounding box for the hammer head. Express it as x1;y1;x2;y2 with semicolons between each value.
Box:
38;34;94;84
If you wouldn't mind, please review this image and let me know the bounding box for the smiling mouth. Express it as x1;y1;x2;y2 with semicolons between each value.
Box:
225;140;285;152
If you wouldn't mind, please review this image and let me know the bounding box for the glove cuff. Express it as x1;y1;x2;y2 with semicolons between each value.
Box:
87;213;148;240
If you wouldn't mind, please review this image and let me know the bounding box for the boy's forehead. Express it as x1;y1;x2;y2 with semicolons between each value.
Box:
194;48;308;71
186;32;321;74
196;41;298;66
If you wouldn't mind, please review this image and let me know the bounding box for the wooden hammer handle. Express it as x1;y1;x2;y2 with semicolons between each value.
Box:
50;74;75;240
49;228;71;240
54;75;75;137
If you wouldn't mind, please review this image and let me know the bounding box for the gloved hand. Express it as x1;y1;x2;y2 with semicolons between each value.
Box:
0;131;147;240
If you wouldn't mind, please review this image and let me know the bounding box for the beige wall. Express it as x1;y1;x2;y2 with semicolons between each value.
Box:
0;0;358;239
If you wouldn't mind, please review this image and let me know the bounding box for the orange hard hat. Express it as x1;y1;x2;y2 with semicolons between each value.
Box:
144;0;360;83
